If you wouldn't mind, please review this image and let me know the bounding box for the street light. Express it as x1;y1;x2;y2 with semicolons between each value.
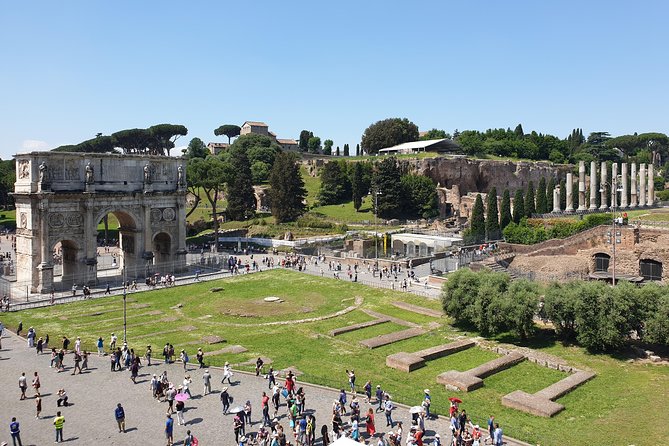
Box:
600;175;623;285
122;265;127;343
372;189;382;276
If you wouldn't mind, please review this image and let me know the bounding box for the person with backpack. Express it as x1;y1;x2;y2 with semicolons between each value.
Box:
114;403;126;433
180;350;189;371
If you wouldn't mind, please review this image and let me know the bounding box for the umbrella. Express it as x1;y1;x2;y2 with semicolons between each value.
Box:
448;397;463;404
409;406;425;414
229;406;245;414
175;393;190;402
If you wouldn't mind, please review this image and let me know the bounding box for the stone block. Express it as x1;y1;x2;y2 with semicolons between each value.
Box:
468;352;526;379
391;301;443;318
359;328;426;349
386;352;425;372
414;339;476;361
650;355;662;363
330;318;389;336
535;371;596;401
502;390;565;417
436;371;483;392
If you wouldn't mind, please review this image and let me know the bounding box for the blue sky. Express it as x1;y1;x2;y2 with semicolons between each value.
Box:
1;1;668;159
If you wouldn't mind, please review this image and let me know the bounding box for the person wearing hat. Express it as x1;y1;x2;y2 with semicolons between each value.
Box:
422;389;431;418
220;386;231;414
203;369;212;395
180;350;189;371
222;362;233;384
471;425;482;446
432;433;441;446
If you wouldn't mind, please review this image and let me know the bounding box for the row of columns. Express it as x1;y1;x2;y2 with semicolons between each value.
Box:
553;161;655;213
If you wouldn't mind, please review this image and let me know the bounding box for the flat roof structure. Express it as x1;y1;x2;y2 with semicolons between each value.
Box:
379;138;460;155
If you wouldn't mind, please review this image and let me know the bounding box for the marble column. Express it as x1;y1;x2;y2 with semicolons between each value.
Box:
566;173;574;212
647;163;655;206
589;161;597;209
578;161;586;211
611;163;618;208
630;163;638;208
600;161;608;210
639;164;646;207
553;186;561;213
620;163;628;208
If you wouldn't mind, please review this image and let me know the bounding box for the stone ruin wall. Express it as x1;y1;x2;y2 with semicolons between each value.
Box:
508;226;669;283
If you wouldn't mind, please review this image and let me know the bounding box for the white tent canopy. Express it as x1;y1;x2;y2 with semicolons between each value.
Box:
331;436;362;446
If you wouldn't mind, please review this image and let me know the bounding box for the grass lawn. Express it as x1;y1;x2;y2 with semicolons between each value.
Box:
2;270;667;445
0;209;16;228
310;199;374;223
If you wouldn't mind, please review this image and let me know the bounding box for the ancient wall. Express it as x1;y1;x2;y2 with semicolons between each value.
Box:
402;157;571;195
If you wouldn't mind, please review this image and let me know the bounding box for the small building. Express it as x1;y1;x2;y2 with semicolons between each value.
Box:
207;142;229;155
241;121;270;137
378;138;460;155
391;233;463;258
277;138;299;151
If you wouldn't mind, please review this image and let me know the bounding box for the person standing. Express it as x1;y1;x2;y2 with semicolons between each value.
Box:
53;411;65;443
261;392;271;427
74;337;81;354
176;399;185;426
203;369;212;395
16;321;23;337
146;345;152;366
365;408;376;437
184;430;196;446
27;327;35;348
384;396;394;427
180;350;189;371
165;414;174;446
197;348;205;368
36;337;44;354
220;386;231;414
255;357;264;376
115;403;126;433
110;333;117;351
97;337;104;356
9;417;22;446
18;373;27;400
267;366;276;389
493;423;503;446
35;395;42;419
31;372;40;397
71;351;82;375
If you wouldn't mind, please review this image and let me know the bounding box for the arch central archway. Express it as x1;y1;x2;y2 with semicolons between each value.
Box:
95;209;142;283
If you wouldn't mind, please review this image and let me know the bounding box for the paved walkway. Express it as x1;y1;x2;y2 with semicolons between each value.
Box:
1;331;490;446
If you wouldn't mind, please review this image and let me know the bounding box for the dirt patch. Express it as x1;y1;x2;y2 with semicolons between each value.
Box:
202;335;226;345
182;325;197;332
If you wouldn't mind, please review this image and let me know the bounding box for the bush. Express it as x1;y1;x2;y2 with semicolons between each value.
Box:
503;214;612;245
657;189;669;201
296;214;335;229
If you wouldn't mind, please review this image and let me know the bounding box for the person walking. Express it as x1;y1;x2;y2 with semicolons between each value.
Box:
9;417;23;446
180;350;189;371
176;399;186;426
18;373;27;400
35;395;42;419
71;351;82;375
27;327;35;348
203;369;212;395
366;408;376;437
96;337;104;356
165;414;174;446
53;411;65;443
196;348;205;368
115;403;126;433
384;396;394;427
220;386;231;414
183;429;197;446
146;345;152;366
31;372;40;397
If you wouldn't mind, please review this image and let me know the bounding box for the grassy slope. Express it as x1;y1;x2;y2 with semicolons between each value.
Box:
1;269;667;446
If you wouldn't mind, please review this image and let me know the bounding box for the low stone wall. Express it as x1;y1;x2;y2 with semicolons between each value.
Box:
436;352;526;392
360;327;426;349
386;339;476;372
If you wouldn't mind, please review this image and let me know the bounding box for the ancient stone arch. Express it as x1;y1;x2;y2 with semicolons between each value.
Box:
13;152;187;293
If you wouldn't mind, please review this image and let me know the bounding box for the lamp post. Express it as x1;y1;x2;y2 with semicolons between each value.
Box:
600;175;622;285
122;265;127;342
373;189;382;275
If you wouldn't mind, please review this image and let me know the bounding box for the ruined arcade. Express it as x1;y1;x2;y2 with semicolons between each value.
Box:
12;151;187;293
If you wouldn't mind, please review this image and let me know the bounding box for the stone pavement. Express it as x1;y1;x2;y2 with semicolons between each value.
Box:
0;331;533;446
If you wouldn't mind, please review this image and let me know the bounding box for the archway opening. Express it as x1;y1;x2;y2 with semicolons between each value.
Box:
153;232;172;274
96;210;138;283
53;240;79;287
593;253;610;272
640;259;662;281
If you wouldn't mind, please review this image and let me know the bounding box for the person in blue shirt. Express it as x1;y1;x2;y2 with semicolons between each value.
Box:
114;403;126;433
165;414;174;446
10;417;22;446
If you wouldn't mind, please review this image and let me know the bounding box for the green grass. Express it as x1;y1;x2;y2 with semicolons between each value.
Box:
300;166;321;206
0;209;16;228
9;270;666;445
310;199;374;223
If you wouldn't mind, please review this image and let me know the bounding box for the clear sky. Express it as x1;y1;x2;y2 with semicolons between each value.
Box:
1;0;668;160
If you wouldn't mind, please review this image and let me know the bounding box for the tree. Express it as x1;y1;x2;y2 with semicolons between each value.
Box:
148;124;188;155
0;159;15;209
214;124;241;144
525;181;535;217
111;128;151;154
536;177;548;214
371;157;406;219
645;293;669;346
251;161;270;184
469;194;486;244
401;174;438;219
503;280;539;339
307;136;321;154
299;130;313;151
335;146;340;157
351;162;366;211
499;189;512;231
323;139;333;155
343;144;350;157
361;118;419;154
355;144;360;157
441;268;482;326
187;156;231;250
546;177;555;212
226;149;256;221
268;152;307;222
186;137;208;159
486;188;501;240
420;129;449;140
514;124;524;139
512;190;525;224
317;161;351;205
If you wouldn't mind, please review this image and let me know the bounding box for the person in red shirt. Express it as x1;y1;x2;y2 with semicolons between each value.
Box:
413;428;424;446
261;392;271;426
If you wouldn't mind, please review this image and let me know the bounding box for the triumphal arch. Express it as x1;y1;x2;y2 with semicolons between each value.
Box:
13;151;188;293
